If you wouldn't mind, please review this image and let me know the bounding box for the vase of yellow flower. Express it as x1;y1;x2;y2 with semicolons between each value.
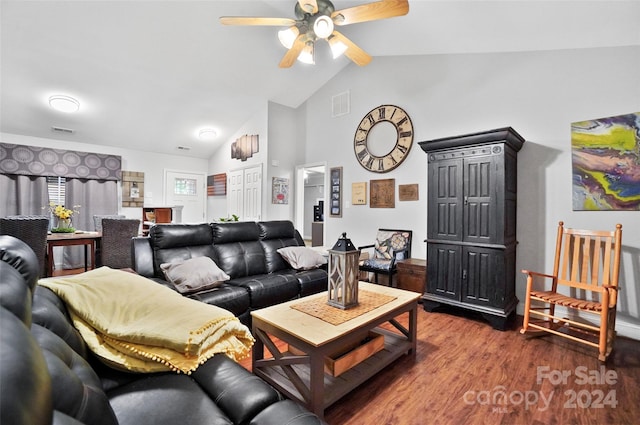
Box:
46;203;81;233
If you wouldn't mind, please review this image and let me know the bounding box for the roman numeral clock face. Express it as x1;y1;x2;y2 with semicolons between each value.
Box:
354;105;414;173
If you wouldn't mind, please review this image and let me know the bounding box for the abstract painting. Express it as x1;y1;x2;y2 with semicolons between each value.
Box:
571;112;640;211
272;177;289;204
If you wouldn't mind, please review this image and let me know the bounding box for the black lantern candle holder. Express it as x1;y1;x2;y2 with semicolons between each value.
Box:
328;232;360;309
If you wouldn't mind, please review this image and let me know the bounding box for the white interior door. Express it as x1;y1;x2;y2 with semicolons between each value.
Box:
243;165;262;222
227;169;244;219
164;170;206;223
227;165;261;221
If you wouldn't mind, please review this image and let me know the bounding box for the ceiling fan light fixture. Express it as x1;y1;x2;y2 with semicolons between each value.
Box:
297;42;315;64
313;15;334;39
328;36;347;58
278;26;299;49
48;95;80;113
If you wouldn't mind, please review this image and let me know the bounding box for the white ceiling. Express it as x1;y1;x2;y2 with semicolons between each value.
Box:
2;1;639;158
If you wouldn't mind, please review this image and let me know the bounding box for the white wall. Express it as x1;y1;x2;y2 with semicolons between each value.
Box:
207;103;268;221
207;101;305;222
1;132;208;220
266;101;301;220
300;46;640;338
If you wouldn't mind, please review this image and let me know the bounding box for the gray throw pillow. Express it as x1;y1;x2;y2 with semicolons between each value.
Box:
277;246;327;270
160;257;230;294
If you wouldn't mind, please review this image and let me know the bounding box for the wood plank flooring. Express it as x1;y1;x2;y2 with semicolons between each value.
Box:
240;307;640;425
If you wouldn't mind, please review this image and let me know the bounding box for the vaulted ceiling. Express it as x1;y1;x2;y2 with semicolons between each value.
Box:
2;1;638;158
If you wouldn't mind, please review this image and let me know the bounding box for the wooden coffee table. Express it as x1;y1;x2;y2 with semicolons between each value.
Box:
251;282;420;419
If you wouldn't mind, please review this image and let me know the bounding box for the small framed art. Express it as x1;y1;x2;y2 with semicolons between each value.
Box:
370;178;395;208
352;182;367;205
329;166;343;217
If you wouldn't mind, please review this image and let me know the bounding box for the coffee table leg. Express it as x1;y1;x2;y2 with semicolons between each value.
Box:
408;302;418;359
308;350;325;419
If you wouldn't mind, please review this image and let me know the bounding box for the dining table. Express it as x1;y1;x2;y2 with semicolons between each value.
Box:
46;231;102;277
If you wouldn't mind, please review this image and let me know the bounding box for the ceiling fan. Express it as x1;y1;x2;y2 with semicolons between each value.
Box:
220;0;409;68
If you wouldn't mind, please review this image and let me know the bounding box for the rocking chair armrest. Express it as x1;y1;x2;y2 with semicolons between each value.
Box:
603;285;621;292
521;270;556;280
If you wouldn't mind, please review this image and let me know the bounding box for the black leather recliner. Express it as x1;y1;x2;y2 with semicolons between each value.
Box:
132;220;328;327
0;235;325;425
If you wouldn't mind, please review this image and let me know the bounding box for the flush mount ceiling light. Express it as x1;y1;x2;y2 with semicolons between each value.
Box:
220;0;409;68
198;128;218;141
48;95;80;113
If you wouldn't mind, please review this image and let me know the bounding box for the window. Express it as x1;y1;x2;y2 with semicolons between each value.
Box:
47;176;66;205
174;178;197;196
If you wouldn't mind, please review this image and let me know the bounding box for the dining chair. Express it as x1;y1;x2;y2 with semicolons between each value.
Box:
93;214;126;232
0;215;50;277
99;218;141;269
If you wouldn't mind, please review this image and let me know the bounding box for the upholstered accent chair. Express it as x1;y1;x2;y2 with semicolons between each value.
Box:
358;229;412;286
0;215;50;277
99;218;140;269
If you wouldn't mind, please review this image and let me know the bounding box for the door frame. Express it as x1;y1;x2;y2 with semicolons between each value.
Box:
162;169;207;223
294;161;326;242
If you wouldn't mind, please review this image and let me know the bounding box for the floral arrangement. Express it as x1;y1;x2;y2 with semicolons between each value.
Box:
45;202;81;232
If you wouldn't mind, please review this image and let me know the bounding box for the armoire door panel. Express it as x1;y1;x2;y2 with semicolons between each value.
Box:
427;244;460;300
464;156;495;243
462;247;496;307
428;158;463;241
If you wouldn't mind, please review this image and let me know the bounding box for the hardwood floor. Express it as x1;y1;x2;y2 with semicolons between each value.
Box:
240;306;640;425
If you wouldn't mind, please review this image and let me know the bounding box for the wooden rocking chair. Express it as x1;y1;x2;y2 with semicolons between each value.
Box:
520;221;622;361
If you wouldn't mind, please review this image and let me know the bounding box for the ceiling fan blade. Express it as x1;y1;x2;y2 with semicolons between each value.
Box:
331;0;409;26
298;0;318;14
220;16;296;26
279;35;307;68
331;31;372;66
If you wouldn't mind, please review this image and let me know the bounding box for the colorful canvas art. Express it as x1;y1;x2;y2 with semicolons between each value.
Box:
272;177;289;204
571;112;640;211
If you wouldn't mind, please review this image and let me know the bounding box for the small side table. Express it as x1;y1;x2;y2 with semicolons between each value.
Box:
396;258;426;295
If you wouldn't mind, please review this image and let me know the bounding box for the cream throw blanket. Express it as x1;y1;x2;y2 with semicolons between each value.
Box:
39;267;254;374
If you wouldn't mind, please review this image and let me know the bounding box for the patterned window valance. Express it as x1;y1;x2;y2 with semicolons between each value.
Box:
0;143;121;181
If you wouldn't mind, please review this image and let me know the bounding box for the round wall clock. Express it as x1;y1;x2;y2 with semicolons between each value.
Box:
354;104;414;173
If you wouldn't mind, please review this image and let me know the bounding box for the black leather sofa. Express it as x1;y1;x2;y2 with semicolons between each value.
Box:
0;235;325;425
132;220;328;326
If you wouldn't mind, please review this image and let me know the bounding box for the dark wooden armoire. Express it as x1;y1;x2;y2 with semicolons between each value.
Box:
418;127;525;330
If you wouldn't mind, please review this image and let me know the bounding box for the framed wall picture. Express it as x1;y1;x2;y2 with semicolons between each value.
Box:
370;178;395;208
207;173;227;196
352;182;367;205
399;183;419;201
329;166;343;217
122;171;144;208
272;177;289;204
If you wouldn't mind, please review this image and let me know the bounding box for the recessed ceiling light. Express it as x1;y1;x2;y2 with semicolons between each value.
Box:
48;95;80;113
198;128;218;141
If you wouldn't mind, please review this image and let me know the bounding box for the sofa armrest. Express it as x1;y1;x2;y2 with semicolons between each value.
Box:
250;400;326;425
192;355;281;425
53;410;90;425
131;237;154;278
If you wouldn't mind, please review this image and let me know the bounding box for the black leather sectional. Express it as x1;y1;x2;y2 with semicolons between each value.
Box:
132;220;328;326
0;235;325;425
